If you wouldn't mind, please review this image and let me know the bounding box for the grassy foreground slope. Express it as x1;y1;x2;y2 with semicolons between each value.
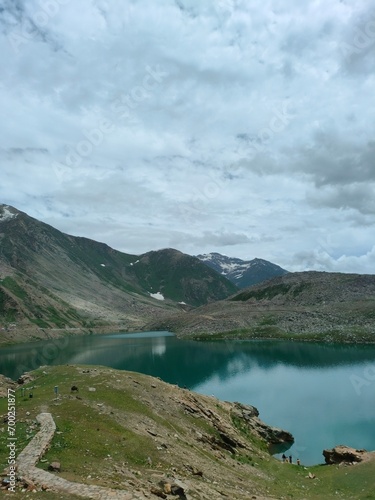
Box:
1;365;374;499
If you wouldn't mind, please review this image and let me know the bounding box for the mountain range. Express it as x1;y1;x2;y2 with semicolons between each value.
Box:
2;204;374;345
0;204;236;342
197;252;288;288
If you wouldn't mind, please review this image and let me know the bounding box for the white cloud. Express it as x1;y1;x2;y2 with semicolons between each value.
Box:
1;0;374;274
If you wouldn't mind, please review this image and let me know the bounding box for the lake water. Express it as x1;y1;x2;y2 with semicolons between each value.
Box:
1;331;375;465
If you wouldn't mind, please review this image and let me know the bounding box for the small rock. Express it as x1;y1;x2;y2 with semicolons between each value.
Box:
164;483;172;494
158;480;173;494
192;468;203;477
147;429;158;437
151;486;167;498
48;461;61;472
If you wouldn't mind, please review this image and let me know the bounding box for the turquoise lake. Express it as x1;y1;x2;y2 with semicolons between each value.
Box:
1;331;375;465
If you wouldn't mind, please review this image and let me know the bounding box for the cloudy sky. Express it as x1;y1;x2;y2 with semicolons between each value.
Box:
1;0;374;273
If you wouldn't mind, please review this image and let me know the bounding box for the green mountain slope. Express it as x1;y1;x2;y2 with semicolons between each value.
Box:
0;205;236;342
128;249;238;306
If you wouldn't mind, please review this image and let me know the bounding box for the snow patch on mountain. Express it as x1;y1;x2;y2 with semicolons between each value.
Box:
0;206;18;222
197;253;289;289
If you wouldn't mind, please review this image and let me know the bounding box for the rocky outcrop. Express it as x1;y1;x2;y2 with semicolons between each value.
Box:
231;402;294;445
17;372;34;385
0;374;16;397
323;445;368;465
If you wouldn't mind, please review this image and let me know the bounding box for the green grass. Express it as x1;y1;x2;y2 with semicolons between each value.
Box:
0;287;17;323
1;276;28;300
0;367;170;487
231;283;292;301
38;401;157;474
259;459;375;499
259;314;278;326
230;281;313;302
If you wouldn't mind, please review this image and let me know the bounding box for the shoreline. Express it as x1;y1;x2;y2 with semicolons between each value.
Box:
1;324;375;348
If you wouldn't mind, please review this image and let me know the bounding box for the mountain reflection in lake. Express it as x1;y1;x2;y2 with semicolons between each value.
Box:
1;332;375;465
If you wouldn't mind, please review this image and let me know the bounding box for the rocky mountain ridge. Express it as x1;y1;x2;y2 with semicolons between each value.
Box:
197;252;288;288
151;271;375;342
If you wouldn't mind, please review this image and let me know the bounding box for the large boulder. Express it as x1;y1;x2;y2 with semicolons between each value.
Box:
17;372;34;385
323;445;367;465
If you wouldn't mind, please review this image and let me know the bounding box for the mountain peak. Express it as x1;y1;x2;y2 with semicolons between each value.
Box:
197;253;289;288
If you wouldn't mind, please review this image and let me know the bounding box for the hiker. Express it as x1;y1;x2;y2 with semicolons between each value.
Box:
297;458;301;465
282;454;287;462
289;455;292;464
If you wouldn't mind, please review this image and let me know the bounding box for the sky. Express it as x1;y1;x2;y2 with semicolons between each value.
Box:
1;0;374;273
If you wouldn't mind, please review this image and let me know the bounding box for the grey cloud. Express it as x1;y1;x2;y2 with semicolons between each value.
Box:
290;245;375;274
307;183;375;215
291;135;375;187
186;231;276;248
0;0;24;32
338;7;375;76
292;250;336;272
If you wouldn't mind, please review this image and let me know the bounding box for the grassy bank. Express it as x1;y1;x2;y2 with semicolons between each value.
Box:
0;365;374;499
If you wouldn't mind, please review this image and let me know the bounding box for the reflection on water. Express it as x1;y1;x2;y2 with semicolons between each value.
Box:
1;333;375;465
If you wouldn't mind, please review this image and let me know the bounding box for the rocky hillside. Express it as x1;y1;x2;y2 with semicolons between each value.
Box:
2;365;374;499
0;205;236;343
197;253;288;288
151;271;375;342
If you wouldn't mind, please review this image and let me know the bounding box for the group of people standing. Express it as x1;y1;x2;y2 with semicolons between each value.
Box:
282;454;301;465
